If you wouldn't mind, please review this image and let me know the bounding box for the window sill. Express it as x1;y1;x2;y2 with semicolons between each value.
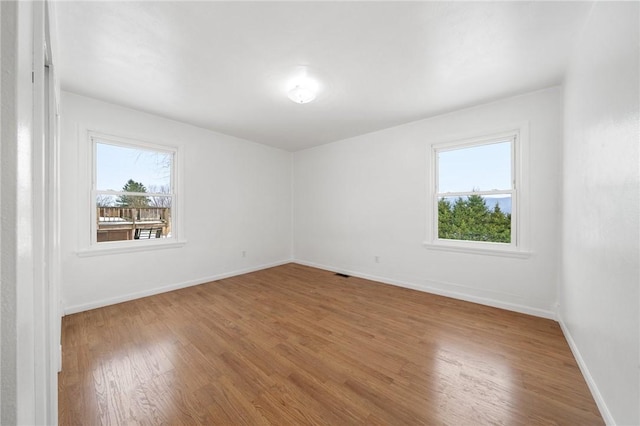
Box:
77;240;186;257
422;241;532;259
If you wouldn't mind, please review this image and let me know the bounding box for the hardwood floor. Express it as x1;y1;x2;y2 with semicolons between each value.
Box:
59;263;603;425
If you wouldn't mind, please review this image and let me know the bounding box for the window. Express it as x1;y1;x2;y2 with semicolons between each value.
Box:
428;128;528;256
90;133;179;248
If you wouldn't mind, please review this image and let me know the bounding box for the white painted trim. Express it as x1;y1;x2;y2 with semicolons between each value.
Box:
422;241;532;259
293;259;556;319
557;312;615;425
31;2;50;423
89;130;179;156
63;259;294;315
43;13;62;424
75;126;186;252
0;13;3;425
89;130;181;248
426;122;531;254
77;240;186;257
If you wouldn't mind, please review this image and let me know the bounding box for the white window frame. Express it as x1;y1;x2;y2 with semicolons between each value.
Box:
424;124;531;258
78;131;185;256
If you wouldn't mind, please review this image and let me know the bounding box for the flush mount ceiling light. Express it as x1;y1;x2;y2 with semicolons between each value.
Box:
288;84;316;104
286;68;320;104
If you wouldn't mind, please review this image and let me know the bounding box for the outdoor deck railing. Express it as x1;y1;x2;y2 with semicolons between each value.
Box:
98;206;169;222
97;207;171;242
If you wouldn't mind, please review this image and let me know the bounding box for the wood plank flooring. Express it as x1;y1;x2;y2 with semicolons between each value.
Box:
59;263;603;425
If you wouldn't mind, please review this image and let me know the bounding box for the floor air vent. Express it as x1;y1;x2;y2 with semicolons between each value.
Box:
335;273;351;278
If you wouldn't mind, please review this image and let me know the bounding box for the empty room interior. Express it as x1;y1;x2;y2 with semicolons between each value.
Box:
1;1;638;425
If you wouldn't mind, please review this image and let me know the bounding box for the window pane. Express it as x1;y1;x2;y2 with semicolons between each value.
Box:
438;195;512;243
438;141;511;193
96;142;172;191
96;195;172;243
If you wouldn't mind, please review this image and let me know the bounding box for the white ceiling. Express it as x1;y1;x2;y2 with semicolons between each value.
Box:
55;1;593;151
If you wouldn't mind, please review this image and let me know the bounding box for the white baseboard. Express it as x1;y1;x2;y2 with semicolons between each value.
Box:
66;257;556;319
293;259;557;320
63;258;611;423
63;259;294;315
557;313;615;425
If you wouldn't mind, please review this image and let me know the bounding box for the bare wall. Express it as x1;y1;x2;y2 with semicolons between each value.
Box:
560;2;639;425
294;87;563;317
60;92;293;313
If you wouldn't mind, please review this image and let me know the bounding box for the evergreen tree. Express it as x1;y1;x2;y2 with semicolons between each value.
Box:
438;198;454;239
438;194;511;243
488;204;511;243
116;179;150;208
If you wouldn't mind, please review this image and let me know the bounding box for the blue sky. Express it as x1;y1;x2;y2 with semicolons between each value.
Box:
96;142;171;192
438;141;511;193
97;139;510;197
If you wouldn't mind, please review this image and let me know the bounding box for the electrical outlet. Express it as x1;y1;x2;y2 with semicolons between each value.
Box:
242;250;246;257
374;256;380;263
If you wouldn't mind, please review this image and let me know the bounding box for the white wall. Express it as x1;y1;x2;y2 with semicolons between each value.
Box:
560;2;639;425
1;1;59;424
60;92;292;313
294;87;562;317
0;3;24;423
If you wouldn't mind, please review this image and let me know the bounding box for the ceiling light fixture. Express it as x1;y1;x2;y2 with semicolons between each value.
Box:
287;84;316;104
286;67;320;104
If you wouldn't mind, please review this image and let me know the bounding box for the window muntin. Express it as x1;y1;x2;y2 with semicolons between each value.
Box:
434;135;517;247
92;136;177;245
